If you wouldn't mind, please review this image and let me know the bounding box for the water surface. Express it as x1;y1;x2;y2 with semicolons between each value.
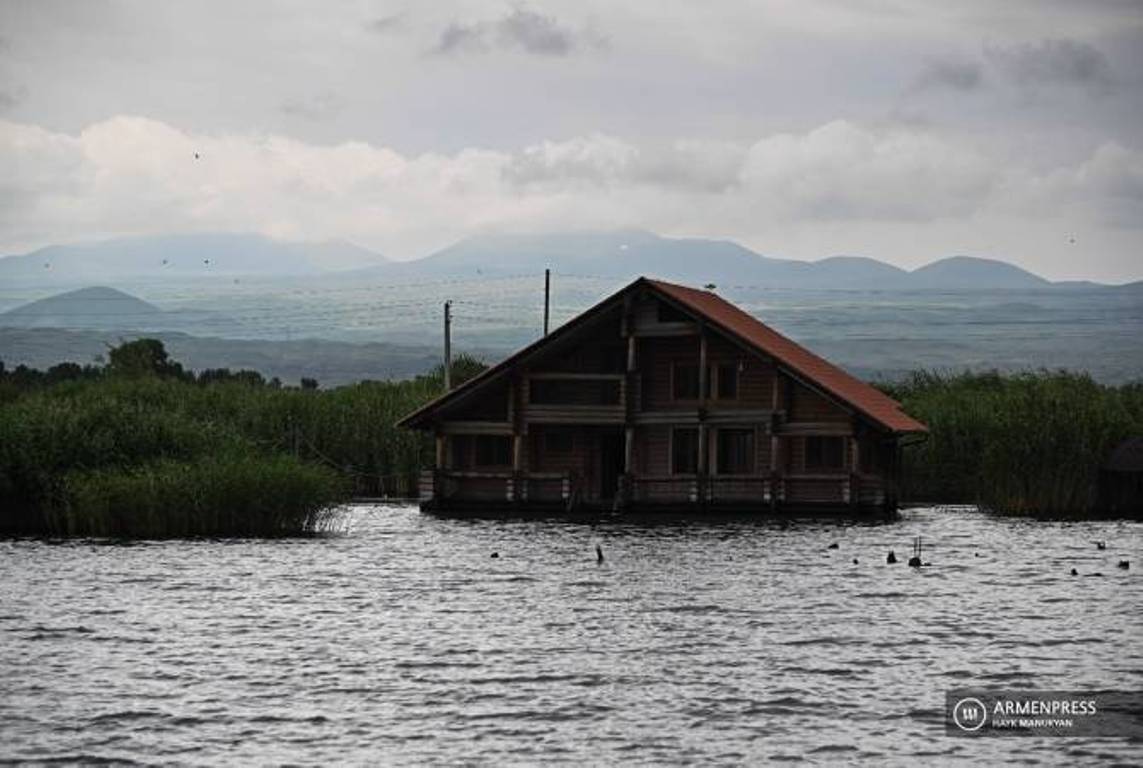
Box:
1;505;1141;765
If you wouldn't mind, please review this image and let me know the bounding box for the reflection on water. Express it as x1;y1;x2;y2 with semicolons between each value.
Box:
1;505;1141;764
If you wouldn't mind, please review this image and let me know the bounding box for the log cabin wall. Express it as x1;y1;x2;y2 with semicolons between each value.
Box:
406;280;921;513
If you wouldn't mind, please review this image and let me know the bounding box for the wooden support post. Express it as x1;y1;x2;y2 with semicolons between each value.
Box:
435;434;446;468
697;326;709;505
443;301;452;391
543;268;551;337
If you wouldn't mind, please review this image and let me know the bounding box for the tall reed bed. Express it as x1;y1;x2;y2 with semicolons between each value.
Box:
882;370;1143;515
0;347;481;536
0;379;350;536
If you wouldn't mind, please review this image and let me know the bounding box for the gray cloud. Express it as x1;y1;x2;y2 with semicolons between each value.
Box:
367;12;405;35
432;8;602;57
433;21;489;55
986;38;1114;88
913;57;983;91
0;85;26;112
497;9;576;56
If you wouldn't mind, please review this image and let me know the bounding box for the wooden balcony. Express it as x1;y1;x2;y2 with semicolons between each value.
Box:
419;470;888;510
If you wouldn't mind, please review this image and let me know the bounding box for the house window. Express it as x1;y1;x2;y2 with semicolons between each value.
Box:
672;363;700;400
671;428;699;474
475;435;512;467
805;436;845;471
450;435;470;469
543;430;574;453
531;378;620;405
717;428;754;475
716;362;739;400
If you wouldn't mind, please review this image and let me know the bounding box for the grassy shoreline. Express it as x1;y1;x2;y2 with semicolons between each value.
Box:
3;342;1140;535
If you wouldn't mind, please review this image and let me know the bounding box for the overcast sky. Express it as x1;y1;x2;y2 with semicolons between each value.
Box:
1;0;1141;281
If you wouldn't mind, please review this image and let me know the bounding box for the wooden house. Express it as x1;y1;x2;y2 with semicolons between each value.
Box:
397;277;927;516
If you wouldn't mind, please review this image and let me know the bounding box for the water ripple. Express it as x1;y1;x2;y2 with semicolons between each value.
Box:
1;505;1140;765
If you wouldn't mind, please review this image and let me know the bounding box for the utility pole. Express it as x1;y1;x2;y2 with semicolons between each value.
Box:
443;300;452;391
543;268;551;337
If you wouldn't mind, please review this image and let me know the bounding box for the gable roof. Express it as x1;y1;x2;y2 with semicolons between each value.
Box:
646;279;926;433
398;276;927;434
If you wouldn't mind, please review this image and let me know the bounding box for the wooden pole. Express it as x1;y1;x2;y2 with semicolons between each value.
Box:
543;268;551;337
443;300;452;391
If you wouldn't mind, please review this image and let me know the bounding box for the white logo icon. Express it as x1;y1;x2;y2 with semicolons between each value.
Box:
952;697;988;732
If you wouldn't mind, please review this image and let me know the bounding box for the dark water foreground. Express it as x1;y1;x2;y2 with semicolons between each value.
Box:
1;505;1140;765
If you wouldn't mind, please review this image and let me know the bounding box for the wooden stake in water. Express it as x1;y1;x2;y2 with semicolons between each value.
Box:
909;536;923;567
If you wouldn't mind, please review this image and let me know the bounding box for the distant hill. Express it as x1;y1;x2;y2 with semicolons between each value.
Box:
350;230;1062;291
0;233;388;286
0;286;231;333
0;229;1116;294
0;286;164;329
908;255;1049;290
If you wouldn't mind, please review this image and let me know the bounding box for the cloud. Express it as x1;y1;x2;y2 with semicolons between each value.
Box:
431;8;603;57
504;134;744;193
0;88;22;112
1;115;1139;280
367;13;405;34
496;9;577;56
433;21;489;55
913;57;983;92
986;38;1114;88
740;121;998;220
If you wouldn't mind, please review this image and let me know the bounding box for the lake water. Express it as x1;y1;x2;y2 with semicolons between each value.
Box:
1;505;1141;765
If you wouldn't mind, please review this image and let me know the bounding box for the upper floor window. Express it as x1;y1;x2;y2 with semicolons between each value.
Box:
672;363;700;400
715;362;739;400
672;362;738;401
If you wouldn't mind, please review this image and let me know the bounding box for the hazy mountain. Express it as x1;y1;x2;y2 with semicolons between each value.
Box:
0;286;164;329
0;229;1115;295
0;233;388;286
347;230;1059;291
0;286;230;333
908;255;1049;290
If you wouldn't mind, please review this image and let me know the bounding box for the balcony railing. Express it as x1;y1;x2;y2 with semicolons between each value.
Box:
419;470;887;509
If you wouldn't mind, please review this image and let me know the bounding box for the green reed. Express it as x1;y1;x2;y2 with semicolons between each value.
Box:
882;370;1143;516
53;453;346;538
0;345;481;536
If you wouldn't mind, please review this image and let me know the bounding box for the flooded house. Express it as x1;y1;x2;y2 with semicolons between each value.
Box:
398;277;927;516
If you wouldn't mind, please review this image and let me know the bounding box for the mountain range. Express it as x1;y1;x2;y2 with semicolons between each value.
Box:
1;230;1123;292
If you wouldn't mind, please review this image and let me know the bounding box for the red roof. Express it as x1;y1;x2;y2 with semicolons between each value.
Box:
648;279;927;434
399;276;927;434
